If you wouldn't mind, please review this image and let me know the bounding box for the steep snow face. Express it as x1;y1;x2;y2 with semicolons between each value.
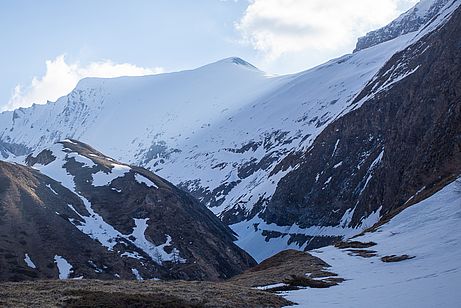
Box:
0;57;281;159
283;179;461;308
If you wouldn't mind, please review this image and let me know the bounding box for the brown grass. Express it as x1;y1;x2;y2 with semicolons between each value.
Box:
229;249;342;290
0;279;293;308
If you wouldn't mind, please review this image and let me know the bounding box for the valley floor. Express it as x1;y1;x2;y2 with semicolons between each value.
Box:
0;279;292;308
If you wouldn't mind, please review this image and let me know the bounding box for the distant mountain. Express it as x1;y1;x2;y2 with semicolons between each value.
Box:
0;0;459;262
0;139;255;281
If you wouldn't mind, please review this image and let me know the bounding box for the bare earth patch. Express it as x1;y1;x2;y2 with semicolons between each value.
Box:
346;249;378;258
334;241;377;249
381;255;415;263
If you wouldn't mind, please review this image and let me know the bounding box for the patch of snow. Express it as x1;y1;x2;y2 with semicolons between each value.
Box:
404;186;427;205
339;207;356;228
92;163;131;187
332;139;340;157
134;173;158;189
120;251;144;260
129;218;185;264
132;268;143;281
46;184;58;195
24;253;36;269
62;139;77;144
54;255;73;279
255;283;288;290
358;149;384;195
68;152;96;168
67;195;122;250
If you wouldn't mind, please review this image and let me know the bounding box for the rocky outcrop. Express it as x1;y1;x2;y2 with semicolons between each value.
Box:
354;0;451;52
0;140;255;282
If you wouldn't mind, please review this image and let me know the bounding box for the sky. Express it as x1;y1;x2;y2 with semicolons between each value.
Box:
0;0;419;111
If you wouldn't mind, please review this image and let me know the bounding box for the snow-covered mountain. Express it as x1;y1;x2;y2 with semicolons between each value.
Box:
1;0;460;262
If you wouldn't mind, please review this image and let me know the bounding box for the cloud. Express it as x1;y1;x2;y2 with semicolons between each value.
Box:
4;55;164;111
236;0;419;66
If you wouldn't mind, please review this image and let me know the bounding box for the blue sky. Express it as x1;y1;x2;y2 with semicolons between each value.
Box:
1;0;418;110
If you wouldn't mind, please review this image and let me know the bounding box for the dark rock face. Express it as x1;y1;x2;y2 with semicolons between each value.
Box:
0;140;255;282
0;139;30;159
264;5;461;230
354;0;450;52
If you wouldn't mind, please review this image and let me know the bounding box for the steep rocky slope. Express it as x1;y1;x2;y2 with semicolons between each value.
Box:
0;139;255;281
354;0;451;51
262;0;461;241
230;0;461;261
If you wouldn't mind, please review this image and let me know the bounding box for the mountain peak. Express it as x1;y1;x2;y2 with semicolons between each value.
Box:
208;57;259;70
354;0;452;52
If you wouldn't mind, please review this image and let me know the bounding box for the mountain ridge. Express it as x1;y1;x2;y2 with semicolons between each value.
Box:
0;139;255;281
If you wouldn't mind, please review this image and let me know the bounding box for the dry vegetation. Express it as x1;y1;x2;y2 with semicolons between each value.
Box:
229;249;343;289
0;249;346;307
0;279;293;308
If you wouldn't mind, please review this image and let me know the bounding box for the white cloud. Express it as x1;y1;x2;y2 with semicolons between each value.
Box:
236;0;419;71
4;55;164;111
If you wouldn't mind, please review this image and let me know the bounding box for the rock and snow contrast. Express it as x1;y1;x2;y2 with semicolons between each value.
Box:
2;0;458;260
283;179;461;307
0;139;255;281
0;3;459;307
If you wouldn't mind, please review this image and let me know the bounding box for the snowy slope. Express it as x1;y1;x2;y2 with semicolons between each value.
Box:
1;0;459;261
0;57;282;158
283;178;461;308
